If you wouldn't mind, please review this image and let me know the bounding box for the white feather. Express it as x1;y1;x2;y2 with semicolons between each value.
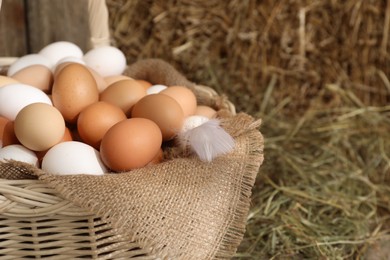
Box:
178;118;235;162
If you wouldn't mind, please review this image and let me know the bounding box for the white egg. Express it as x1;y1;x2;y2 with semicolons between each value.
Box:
42;141;107;175
7;54;52;76
39;41;83;69
180;115;210;133
146;84;167;95
0;144;39;167
0;83;52;120
83;46;126;77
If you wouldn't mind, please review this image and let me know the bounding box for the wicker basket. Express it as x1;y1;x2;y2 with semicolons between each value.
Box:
0;1;263;259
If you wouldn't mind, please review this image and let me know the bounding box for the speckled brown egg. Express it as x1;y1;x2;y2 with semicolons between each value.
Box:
52;63;99;124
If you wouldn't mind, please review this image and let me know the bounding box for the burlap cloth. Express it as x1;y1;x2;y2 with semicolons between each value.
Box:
0;59;264;259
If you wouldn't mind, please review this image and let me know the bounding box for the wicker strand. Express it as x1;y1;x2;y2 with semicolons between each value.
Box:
88;0;111;48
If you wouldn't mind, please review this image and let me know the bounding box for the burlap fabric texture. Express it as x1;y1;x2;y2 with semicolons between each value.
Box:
0;59;264;259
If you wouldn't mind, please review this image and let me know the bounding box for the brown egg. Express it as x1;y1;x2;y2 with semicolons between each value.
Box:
136;79;152;90
2;121;20;147
104;75;133;86
160;86;197;117
0;116;9;139
100;118;162;171
147;148;164;166
11;65;53;93
87;67;108;92
100;79;146;116
0;76;19;87
131;94;184;141
195;105;217;118
52;63;99;123
14;103;65;151
77;101;127;149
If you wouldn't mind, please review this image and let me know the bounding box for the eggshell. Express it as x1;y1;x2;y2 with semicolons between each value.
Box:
100;118;162;171
131;94;184;141
160;86;197;117
0;76;19;87
7;54;51;76
100;79;146;116
83;46;127;77
0;83;52;120
180;115;210;133
42;141;107;175
104;75;133;86
0;116;9;139
14;103;65;151
147;148;164;166
86;67;108;92
77;101;127;149
146;84;167;95
11;65;53;93
0;144;38;167
195;105;217;118
1;121;19;147
136;79;153;90
52;63;99;123
39;41;83;68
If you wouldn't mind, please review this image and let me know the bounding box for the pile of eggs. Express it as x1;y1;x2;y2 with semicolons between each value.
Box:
0;41;218;175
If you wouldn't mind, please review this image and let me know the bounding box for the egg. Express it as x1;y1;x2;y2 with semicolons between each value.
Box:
11;65;53;93
131;94;184;141
146;84;167;95
83;46;127;77
180;115;210;133
100;118;162;171
104;75;133;86
77;101;127;149
0;144;38;167
42;141;107;175
39;41;83;68
147;148;164;166
86;67;108;92
1;121;19;147
0;83;52;120
7;54;51;76
52;63;99;123
100;79;146;116
136;79;153;90
0;76;19;87
0;116;10;148
195;105;217;118
160;86;197;117
14;103;65;151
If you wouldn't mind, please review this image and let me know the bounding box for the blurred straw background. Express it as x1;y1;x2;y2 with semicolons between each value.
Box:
104;0;390;259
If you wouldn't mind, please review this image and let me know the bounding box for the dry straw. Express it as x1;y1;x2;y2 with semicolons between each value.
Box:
104;0;390;258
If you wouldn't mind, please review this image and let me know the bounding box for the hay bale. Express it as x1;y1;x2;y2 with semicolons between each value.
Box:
107;0;390;114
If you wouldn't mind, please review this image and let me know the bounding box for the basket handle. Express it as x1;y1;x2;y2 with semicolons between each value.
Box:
88;0;111;48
